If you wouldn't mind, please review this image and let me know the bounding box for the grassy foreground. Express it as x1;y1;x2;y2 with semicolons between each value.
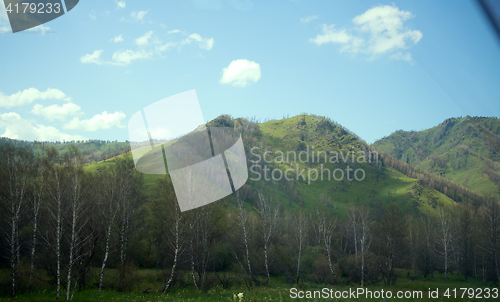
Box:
1;269;498;301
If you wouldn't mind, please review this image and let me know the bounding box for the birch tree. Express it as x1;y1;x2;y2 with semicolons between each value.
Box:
29;155;45;290
64;145;89;301
152;176;185;293
189;215;199;290
292;210;307;285
255;191;279;285
2;145;31;298
46;157;64;300
347;206;358;256
315;204;338;284
188;204;219;289
92;168;119;291
235;190;254;286
437;207;454;280
358;206;371;287
479;198;500;285
116;156;142;285
163;203;184;293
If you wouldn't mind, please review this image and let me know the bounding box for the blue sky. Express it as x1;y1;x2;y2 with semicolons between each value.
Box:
0;0;499;144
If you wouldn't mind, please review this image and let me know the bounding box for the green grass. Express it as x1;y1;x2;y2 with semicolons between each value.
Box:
2;269;498;301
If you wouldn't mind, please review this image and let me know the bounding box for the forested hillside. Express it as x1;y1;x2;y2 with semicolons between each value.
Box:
0;114;499;300
0;137;130;163
373;116;500;198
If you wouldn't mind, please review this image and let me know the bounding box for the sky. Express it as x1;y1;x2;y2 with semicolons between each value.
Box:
0;0;499;144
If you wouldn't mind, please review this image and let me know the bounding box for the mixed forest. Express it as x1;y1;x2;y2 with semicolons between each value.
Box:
0;114;499;300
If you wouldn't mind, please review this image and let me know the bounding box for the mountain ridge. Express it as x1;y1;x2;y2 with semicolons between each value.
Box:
373;116;500;198
2;114;495;215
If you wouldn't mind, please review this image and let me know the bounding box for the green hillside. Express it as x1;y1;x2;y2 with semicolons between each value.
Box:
84;114;459;217
4;114;498;299
252;115;456;217
0;137;130;163
373;116;500;198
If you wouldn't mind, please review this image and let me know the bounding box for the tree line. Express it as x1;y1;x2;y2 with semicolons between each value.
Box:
378;150;493;206
0;143;499;300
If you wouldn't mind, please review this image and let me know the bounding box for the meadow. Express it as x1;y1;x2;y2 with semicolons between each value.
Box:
0;268;498;301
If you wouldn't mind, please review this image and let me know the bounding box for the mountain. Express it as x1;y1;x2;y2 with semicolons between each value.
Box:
83;114;461;217
373;116;500;199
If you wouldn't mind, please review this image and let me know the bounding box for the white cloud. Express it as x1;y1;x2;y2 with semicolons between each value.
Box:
300;15;318;24
80;49;152;66
155;41;176;52
111;35;124;43
0;112;86;141
80;50;104;64
130;10;148;22
0;88;69;108
310;24;353;45
89;11;97;19
31;103;83;122
111;49;152;66
181;33;214;50
168;29;181;34
81;30;213;67
309;5;422;62
117;1;126;9
64;111;126;131
26;25;50;34
0;26;10;34
135;31;154;46
390;52;413;63
352;5;422;55
219;59;261;87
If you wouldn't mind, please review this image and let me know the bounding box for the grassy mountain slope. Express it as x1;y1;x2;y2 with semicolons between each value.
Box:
83;114;458;217
373;116;500;198
252;115;455;217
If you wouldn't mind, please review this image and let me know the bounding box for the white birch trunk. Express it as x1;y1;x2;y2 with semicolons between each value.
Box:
256;191;279;285
190;222;199;290
49;169;63;301
294;211;306;285
358;207;371;287
438;207;453;280
163;211;181;293
66;182;78;301
318;206;338;285
99;224;112;292
29;161;44;290
6;155;28;298
236;192;253;283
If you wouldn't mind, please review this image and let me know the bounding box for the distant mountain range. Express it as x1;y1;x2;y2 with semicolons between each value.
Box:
2;114;497;216
373;116;500;199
